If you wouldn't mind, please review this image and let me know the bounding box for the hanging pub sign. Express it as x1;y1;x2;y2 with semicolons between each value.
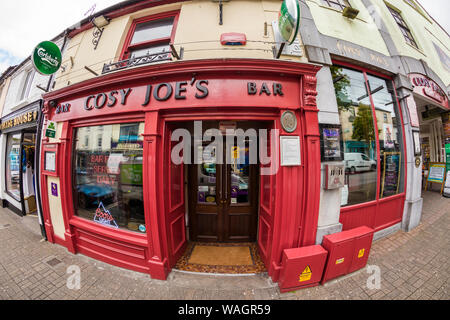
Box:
32;41;62;75
409;73;449;110
278;0;301;44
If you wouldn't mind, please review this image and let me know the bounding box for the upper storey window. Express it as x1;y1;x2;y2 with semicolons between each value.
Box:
386;5;419;49
321;0;351;11
103;11;179;74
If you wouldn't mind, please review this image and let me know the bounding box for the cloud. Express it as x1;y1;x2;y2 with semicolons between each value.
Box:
0;49;22;74
0;0;120;73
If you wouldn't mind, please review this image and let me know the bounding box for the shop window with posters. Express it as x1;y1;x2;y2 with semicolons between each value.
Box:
73;123;146;233
6;133;22;200
366;74;405;198
332;66;377;206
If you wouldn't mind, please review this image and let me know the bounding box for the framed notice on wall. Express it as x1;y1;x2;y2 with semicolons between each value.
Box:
412;131;421;156
44;151;56;172
319;124;343;161
425;162;446;194
280;136;301;166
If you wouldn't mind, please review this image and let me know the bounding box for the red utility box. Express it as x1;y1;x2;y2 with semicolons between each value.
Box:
321;226;374;284
278;245;328;293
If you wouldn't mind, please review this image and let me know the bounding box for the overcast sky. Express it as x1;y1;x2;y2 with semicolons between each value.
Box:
0;0;449;74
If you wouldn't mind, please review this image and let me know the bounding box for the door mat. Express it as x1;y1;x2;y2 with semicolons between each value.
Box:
174;242;266;274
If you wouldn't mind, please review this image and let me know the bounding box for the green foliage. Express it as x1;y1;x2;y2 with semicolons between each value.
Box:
352;104;375;144
330;66;351;111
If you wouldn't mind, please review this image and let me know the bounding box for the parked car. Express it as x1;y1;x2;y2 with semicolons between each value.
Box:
344;152;376;173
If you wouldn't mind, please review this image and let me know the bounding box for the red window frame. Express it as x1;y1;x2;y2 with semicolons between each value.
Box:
332;60;408;206
120;10;180;60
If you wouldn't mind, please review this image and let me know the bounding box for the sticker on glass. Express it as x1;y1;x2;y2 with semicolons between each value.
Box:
93;202;118;228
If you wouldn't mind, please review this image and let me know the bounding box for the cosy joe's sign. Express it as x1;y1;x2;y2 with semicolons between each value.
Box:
409;73;449;110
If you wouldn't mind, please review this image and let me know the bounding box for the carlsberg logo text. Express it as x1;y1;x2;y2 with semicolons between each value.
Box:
37;48;59;67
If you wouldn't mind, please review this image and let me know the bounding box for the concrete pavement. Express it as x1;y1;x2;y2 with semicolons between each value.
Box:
0;190;448;300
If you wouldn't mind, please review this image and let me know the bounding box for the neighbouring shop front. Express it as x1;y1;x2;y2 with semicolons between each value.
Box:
405;73;449;181
40;59;322;281
1;101;40;216
330;62;407;232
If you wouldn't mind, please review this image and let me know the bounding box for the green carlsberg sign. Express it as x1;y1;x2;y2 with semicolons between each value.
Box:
278;0;301;44
32;41;62;75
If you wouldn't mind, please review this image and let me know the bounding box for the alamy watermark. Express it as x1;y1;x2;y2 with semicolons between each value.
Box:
170;121;280;175
66;265;81;290
366;265;381;290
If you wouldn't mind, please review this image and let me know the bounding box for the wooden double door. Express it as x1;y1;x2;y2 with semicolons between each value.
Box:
188;131;259;242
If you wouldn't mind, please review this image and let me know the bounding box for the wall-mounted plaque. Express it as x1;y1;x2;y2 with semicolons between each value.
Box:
280;136;301;166
281;110;297;133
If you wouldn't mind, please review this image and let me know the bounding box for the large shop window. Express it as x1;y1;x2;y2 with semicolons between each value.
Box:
366;74;405;198
6;133;22;200
331;66;404;207
73;123;146;233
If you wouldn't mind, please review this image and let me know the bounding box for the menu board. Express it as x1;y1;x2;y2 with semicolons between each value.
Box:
425;162;447;194
280;136;301;166
381;152;401;197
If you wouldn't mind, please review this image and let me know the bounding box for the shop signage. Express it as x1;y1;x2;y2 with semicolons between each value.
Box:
445;143;450;172
409;73;449;110
1;110;38;130
51;78;296;122
93;202;118;228
406;95;420;127
247;82;284;96
278;0;301;44
335;41;391;69
45;121;57;138
32;41;62;75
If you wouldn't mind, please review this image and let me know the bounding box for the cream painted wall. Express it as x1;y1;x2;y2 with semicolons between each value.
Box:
305;0;390;56
53;0;307;89
47;176;65;240
371;0;450;86
0;76;12;116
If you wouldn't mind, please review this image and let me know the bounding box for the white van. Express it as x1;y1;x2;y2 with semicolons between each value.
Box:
344;152;376;173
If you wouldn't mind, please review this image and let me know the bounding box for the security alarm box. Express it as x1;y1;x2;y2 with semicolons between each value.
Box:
278;245;328;293
321;226;374;284
324;164;345;189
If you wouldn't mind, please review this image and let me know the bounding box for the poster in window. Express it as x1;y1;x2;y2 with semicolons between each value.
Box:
319;124;343;161
413;131;421;156
381;152;401;197
383;123;395;149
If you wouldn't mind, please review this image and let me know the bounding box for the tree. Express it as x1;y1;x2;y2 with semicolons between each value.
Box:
352;104;375;146
330;66;351;112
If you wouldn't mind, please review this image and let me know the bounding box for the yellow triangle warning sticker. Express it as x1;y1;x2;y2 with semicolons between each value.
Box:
299;265;312;282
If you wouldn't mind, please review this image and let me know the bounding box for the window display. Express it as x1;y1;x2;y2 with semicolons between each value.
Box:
332;66;377;206
73;123;145;233
332;66;405;206
6;133;21;200
366;74;405;198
